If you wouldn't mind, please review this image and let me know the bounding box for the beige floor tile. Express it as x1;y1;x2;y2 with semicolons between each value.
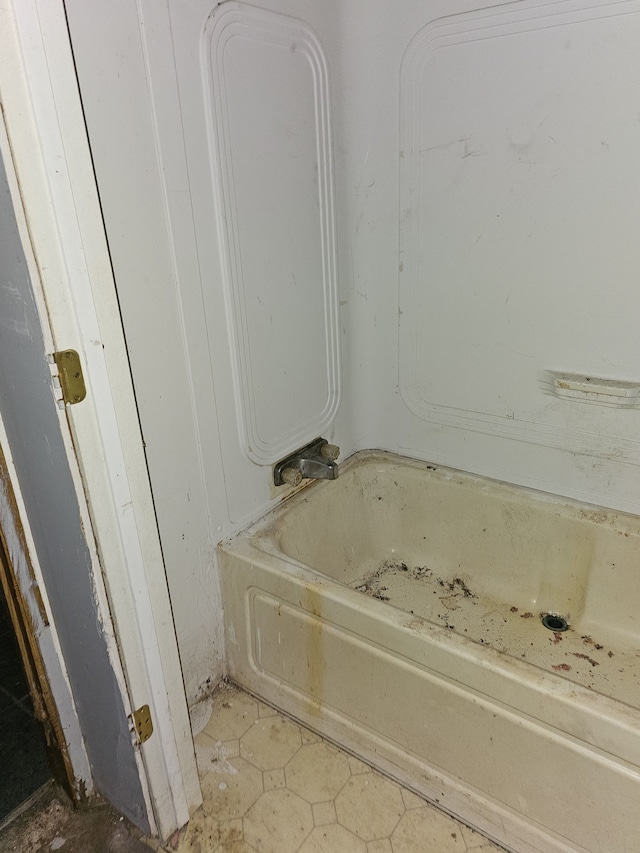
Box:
391;806;468;852
194;740;240;777
348;755;371;775
300;728;322;745
285;741;351;803
240;716;302;771
367;840;392;853
257;701;279;718
400;788;426;810
263;768;286;791
193;744;214;780
217;841;254;853
243;788;313;852
312;801;336;827
202;824;255;853
219;818;244;846
193;729;214;749
223;739;240;759
335;774;405;841
200;757;263;822
189;687;503;853
203;691;259;743
299;823;368;852
189;697;214;737
172;808;220;852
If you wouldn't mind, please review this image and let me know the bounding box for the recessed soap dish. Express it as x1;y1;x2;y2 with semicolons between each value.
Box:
548;372;640;407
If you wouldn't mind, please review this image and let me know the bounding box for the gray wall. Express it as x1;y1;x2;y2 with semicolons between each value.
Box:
0;151;149;831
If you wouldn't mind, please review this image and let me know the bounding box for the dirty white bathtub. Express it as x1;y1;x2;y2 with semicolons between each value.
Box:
219;451;640;853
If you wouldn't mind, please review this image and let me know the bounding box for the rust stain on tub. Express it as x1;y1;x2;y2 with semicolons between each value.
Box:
304;584;325;716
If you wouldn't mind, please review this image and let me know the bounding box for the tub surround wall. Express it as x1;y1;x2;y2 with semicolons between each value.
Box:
340;0;640;512
66;0;640;701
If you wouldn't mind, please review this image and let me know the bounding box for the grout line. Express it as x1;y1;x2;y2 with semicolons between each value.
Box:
0;684;34;719
0;781;55;833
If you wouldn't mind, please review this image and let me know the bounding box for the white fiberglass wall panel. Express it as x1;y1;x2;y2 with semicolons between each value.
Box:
339;0;640;513
203;6;340;465
171;1;342;524
399;2;640;465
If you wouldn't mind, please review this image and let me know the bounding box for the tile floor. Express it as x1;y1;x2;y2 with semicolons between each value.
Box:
166;684;505;853
0;584;50;822
0;783;151;853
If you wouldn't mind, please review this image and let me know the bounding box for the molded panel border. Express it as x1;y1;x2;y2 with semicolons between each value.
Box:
203;4;340;464
399;0;640;466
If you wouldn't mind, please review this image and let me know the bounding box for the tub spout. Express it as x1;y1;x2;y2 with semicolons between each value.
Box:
274;438;340;486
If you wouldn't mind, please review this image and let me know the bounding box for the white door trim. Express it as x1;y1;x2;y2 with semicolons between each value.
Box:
0;0;201;837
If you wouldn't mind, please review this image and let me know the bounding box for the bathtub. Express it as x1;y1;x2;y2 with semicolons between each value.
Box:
219;450;640;853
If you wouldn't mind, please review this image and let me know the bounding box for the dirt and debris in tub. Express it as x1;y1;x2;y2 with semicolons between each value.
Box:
349;558;639;706
355;568;390;601
573;652;600;667
437;576;474;598
353;559;476;611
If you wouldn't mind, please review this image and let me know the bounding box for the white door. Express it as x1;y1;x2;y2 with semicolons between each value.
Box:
1;0;201;837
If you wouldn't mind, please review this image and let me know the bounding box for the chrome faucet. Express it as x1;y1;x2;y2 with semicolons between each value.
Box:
273;437;340;487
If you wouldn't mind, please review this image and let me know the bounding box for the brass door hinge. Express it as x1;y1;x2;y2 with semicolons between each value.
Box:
53;350;86;405
130;704;154;745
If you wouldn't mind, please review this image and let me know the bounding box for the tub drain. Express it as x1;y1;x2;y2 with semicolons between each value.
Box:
541;613;569;632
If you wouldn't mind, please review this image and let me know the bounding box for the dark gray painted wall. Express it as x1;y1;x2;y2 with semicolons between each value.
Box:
0;151;149;831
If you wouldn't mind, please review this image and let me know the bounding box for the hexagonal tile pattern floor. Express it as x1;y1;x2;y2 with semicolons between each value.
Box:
167;685;505;853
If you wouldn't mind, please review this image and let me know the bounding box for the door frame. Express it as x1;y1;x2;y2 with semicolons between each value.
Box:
0;439;81;807
0;0;201;838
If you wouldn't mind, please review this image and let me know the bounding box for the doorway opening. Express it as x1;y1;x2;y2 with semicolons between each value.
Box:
0;463;76;827
0;569;51;823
